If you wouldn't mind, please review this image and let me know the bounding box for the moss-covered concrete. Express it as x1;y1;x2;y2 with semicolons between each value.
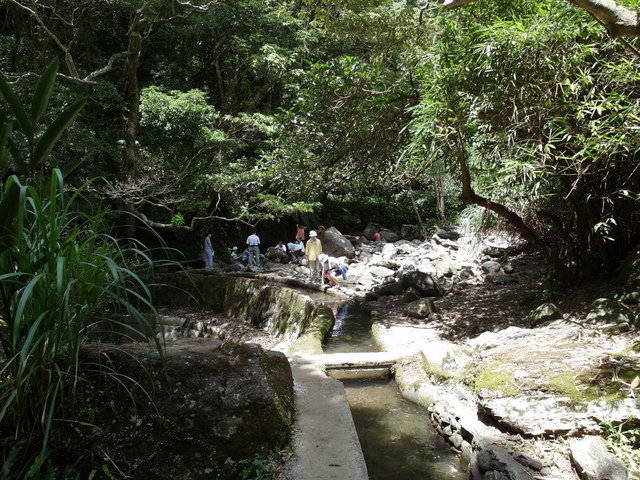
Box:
145;271;334;350
288;305;335;356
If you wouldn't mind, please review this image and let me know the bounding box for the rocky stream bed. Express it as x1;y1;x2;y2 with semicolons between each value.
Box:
177;226;640;480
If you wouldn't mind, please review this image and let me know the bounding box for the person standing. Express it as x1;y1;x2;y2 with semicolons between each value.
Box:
305;230;322;283
246;230;261;267
204;232;214;269
296;224;306;241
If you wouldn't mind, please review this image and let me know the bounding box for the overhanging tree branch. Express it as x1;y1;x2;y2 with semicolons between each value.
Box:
454;131;577;283
442;0;640;38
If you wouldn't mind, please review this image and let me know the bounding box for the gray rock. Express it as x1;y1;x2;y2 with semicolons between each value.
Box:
620;291;640;304
380;230;400;242
400;224;421;240
402;271;444;297
318;226;356;259
373;280;405;297
403;298;437;318
368;262;396;275
435;228;461;241
363;222;380;240
527;303;563;327
586;298;633;326
485;274;518;285
402;287;422;303
482;472;509;480
435;259;462;277
481;260;502;273
570;436;628;480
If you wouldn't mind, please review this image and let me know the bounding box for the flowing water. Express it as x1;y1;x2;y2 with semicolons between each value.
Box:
324;302;377;354
323;302;466;480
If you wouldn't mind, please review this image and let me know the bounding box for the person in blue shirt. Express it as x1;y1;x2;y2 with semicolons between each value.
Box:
204;232;213;269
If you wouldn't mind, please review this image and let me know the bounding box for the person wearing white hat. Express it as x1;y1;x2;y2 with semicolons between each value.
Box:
319;253;342;288
305;230;322;283
229;246;245;269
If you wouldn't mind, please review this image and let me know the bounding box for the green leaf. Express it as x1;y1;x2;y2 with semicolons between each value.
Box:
33;98;86;167
0;181;24;253
31;58;60;125
6;138;28;176
0;76;31;139
0;111;12;168
63;147;94;177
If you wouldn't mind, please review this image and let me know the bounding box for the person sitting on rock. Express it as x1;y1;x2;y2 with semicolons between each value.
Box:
287;238;305;264
230;246;246;269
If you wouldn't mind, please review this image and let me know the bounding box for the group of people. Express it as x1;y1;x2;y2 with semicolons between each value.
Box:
203;224;347;288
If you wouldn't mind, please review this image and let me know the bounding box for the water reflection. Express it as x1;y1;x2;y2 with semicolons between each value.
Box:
343;378;466;480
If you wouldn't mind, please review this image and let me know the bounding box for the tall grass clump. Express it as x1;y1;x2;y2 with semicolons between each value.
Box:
0;58;166;478
0;173;165;479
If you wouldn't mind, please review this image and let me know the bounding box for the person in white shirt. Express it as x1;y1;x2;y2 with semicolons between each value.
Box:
319;253;343;288
274;241;287;262
246;230;261;267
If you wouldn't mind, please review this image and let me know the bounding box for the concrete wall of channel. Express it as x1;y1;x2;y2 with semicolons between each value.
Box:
147;271;334;353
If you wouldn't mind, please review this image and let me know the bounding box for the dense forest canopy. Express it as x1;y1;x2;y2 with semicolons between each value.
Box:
2;1;640;477
1;0;640;279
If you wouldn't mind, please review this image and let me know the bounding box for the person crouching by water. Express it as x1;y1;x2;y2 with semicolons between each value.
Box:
274;241;287;262
246;230;261;267
305;230;322;283
319;253;345;288
204;232;214;269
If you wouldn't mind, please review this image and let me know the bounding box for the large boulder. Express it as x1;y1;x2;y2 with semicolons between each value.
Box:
77;339;294;480
586;298;634;327
318;226;356;259
400;224;421;240
379;230;400;242
363;222;380;240
373;279;406;297
570;436;628;480
526;303;563;327
401;271;444;297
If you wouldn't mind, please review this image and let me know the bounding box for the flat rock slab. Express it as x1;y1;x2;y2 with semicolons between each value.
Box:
283;359;368;480
294;351;401;369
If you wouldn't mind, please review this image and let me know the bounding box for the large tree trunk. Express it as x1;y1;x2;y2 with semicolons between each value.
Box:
455;133;578;284
121;2;150;240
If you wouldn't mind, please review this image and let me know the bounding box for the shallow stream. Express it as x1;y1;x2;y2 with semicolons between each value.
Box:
323;302;466;480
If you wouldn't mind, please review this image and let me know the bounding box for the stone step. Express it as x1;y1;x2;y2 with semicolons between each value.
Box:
293;351;402;370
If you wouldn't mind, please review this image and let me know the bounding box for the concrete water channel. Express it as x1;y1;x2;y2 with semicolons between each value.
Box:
151;272;466;479
284;289;466;480
321;302;465;480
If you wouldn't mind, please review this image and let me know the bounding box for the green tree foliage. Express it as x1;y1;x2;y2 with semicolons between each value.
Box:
408;1;640;278
0;61;165;479
2;0;639;277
